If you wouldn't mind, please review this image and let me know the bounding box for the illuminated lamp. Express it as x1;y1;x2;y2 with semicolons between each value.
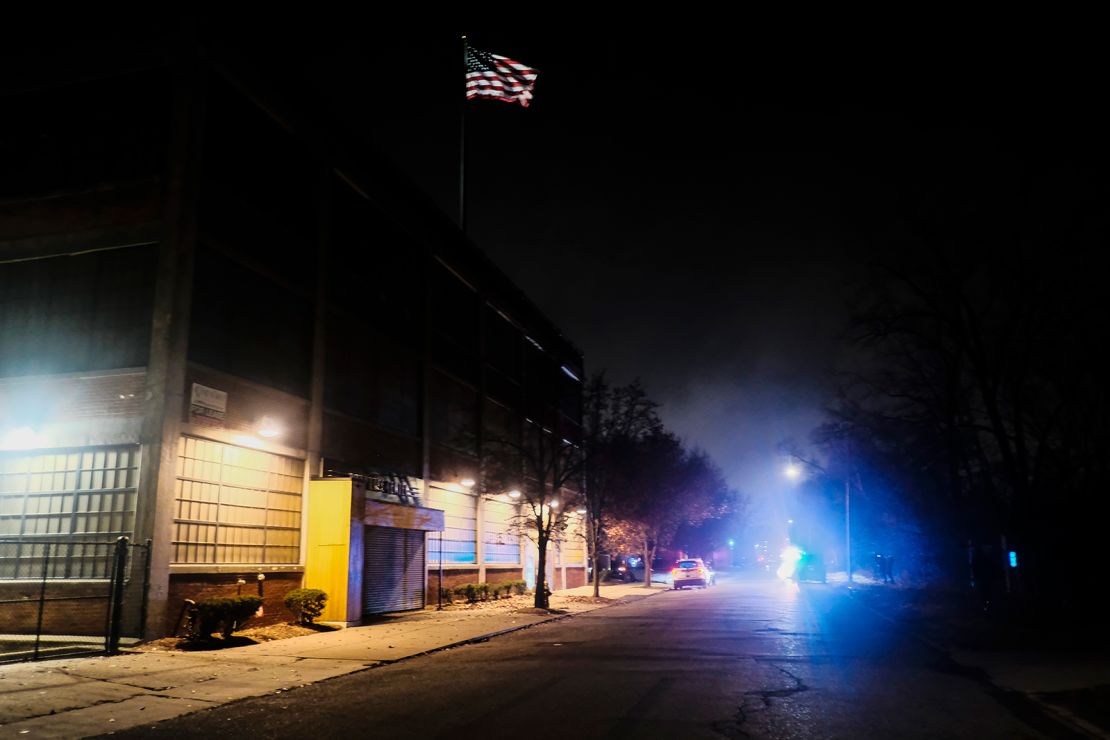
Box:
507;489;522;499
0;426;46;451
257;416;282;438
460;478;476;489
232;434;264;449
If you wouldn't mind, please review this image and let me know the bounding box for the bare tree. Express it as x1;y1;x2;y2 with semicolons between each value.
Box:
482;416;584;609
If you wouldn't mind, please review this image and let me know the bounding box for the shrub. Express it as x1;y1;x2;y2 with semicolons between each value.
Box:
449;581;535;603
453;583;478;603
188;595;263;640
284;588;328;625
438;587;453;604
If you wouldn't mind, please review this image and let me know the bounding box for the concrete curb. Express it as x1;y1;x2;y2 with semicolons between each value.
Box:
299;585;671;668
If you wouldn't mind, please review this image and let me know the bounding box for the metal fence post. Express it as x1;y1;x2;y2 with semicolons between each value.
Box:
107;536;129;655
139;539;152;639
33;542;51;661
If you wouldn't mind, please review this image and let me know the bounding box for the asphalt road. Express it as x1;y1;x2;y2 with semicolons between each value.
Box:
109;574;1079;739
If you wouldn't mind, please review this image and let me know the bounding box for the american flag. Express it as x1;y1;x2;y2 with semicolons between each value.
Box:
465;44;539;107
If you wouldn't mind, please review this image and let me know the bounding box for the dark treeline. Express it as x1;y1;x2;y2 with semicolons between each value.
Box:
805;152;1109;617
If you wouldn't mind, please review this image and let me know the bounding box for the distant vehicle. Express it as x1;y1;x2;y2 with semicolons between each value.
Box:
608;558;636;582
617;555;670;584
795;552;827;583
672;558;712;589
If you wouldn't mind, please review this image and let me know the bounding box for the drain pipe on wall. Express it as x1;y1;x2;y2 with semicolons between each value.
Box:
438;530;444;610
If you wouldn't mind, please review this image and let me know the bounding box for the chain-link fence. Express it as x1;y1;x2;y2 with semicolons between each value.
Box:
0;536;150;663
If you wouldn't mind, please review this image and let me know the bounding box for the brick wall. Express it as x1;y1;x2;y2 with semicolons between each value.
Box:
425;568;478;604
0;371;146;446
485;567;523;585
0;581;111;635
164;572;303;636
184;365;311;450
561;566;586;590
0;182;161;241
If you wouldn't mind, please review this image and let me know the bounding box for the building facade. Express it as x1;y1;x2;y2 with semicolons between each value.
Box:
0;30;584;638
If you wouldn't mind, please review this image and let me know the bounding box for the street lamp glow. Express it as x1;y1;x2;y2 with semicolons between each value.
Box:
507;489;521;499
0;426;46;451
784;462;802;481
257;416;282;438
460;478;476;489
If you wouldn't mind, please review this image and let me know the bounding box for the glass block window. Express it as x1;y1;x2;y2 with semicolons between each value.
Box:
173;436;304;565
559;514;586;567
0;446;139;579
424;486;476;564
482;499;520;564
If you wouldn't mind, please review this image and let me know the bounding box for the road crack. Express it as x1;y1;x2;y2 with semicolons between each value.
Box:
713;663;811;739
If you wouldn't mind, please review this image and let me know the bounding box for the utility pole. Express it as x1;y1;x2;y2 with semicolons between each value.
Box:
844;476;852;583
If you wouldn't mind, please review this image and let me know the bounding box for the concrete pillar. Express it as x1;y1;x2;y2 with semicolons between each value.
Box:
476;493;485;582
301;168;329;571
560;542;567;590
306;168;329;481
134;54;205;638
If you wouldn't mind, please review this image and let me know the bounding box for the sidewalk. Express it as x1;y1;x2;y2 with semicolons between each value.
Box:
0;583;666;738
847;576;1110;738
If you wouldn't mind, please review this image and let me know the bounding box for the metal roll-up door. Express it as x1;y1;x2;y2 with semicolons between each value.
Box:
363;526;426;615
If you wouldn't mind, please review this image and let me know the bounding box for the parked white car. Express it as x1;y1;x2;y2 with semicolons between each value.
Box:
671;558;713;589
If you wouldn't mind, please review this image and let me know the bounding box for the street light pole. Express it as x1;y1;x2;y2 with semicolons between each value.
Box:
844;476;852;583
785;455;853;583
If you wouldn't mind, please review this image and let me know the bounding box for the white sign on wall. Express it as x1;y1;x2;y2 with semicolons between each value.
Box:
190;383;227;422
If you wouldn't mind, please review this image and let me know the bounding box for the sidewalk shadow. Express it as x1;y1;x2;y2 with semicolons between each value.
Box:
175;636;259;651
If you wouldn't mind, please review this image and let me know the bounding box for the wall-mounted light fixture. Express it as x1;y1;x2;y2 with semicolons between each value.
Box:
232;434;264;449
460;478;476;489
507;489;521;499
575;507;587;515
257;416;282;439
0;426;47;451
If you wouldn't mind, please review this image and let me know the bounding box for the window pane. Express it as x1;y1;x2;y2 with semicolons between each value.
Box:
0;445;139;579
172;436;304;565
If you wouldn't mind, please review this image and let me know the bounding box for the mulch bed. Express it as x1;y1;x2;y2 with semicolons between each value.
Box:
131;622;337;653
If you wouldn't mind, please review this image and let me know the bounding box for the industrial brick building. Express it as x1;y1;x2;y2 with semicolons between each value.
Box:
0;26;584;640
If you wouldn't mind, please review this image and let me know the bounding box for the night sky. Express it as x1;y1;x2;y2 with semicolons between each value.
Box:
289;28;1105;524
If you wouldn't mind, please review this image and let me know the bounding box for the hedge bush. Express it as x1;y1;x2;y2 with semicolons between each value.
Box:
284;588;328;625
453;583;478;602
449;580;529;603
498;580;527;596
187;595;263;640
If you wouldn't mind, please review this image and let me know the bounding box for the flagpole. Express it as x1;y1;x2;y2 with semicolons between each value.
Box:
459;34;467;235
